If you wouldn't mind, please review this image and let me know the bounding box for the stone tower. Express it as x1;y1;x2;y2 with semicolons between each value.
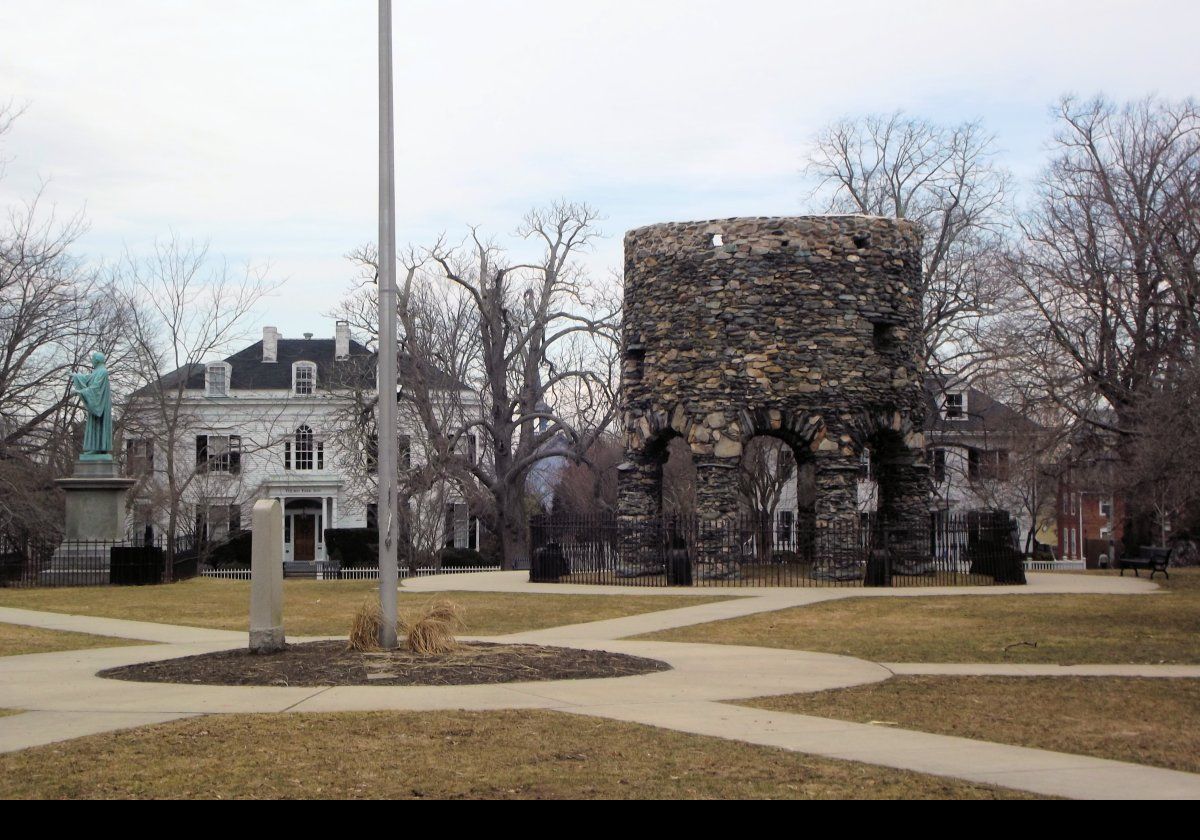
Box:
618;215;930;535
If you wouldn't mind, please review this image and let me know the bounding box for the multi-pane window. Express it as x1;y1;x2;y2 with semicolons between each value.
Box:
930;448;946;483
195;434;242;474
196;503;240;542
293;362;316;395
968;449;1009;482
289;425;323;471
943;392;965;420
777;510;795;544
206;364;228;397
126;439;154;475
366;433;410;474
453;429;477;465
295;425;314;470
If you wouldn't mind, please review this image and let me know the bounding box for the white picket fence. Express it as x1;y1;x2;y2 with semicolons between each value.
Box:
201;565;498;581
1023;559;1086;572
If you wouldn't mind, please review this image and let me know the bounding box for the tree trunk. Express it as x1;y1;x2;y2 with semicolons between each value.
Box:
498;490;529;571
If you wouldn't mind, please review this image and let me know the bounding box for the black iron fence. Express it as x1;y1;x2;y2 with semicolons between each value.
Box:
529;512;1026;588
0;535;202;588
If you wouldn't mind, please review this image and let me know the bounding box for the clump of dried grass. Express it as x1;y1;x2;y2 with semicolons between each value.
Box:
401;598;466;656
348;599;383;652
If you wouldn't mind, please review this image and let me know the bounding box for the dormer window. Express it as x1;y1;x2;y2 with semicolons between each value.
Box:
206;363;230;397
293;362;316;395
943;391;966;420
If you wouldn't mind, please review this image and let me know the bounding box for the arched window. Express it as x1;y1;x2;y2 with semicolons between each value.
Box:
287;425;323;471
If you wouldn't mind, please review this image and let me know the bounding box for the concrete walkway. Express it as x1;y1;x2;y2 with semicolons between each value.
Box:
0;570;1196;800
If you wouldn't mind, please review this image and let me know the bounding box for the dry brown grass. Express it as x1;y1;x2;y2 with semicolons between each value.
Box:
0;579;729;636
0;622;148;658
347;600;383;652
0;710;1037;799
638;569;1200;664
400;598;465;655
740;675;1200;774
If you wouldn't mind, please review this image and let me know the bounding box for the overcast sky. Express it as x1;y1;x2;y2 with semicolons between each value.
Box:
1;0;1197;342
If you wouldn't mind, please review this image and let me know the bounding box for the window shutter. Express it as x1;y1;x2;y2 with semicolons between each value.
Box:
229;504;242;533
284;441;291;470
229;435;242;475
316;442;324;470
196;435;208;469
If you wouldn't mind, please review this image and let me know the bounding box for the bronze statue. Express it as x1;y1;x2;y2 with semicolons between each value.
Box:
71;351;113;459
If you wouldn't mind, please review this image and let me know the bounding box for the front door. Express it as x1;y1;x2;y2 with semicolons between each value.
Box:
294;514;316;562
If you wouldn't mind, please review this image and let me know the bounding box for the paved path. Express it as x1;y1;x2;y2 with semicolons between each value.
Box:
0;570;1196;800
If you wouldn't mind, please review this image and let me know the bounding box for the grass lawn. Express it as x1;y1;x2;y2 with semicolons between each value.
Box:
0;710;20;718
636;569;1200;664
0;578;728;637
0;710;1035;799
740;676;1200;774
0;622;145;658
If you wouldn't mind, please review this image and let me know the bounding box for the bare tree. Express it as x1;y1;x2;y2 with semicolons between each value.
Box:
549;434;622;518
805;112;1014;375
0;103;129;546
118;235;281;577
737;436;796;560
333;201;620;569
1004;95;1200;534
661;437;696;518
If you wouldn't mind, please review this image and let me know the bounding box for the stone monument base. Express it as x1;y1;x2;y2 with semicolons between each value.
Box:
55;457;137;543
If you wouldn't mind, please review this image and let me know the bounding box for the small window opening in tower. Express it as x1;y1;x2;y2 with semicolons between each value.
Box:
625;345;646;381
872;321;898;352
711;234;723;247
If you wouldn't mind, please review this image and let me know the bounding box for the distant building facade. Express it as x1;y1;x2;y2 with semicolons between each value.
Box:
122;322;480;566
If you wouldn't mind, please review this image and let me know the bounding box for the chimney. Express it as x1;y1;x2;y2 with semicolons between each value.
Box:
335;320;350;359
262;326;279;363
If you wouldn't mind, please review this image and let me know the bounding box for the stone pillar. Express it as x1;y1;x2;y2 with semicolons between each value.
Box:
694;458;740;521
616;453;662;573
879;455;932;539
250;499;285;654
616;452;661;523
814;452;862;576
814;452;861;530
694;458;740;578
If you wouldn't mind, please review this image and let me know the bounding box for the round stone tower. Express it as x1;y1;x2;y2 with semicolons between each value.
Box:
618;215;930;533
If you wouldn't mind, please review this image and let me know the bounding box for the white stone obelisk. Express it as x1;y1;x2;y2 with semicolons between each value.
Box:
249;499;285;653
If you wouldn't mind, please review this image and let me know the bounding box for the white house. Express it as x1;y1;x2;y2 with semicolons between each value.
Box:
122;321;481;567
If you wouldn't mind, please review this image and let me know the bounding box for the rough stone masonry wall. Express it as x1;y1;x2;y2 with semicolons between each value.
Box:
618;215;930;535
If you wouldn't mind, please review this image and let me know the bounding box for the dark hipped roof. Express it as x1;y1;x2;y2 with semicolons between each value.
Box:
183;338;374;390
923;379;1041;435
166;336;467;393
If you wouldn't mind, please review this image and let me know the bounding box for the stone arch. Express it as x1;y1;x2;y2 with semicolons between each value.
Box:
841;407;931;533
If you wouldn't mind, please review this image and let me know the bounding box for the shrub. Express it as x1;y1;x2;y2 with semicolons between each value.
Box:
436;546;496;569
325;528;379;567
401;598;466;655
207;530;252;568
348;599;383;652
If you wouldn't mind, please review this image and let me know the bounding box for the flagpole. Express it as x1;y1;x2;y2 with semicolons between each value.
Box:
377;0;400;649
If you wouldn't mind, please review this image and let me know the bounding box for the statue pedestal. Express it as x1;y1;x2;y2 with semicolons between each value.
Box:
55;458;137;542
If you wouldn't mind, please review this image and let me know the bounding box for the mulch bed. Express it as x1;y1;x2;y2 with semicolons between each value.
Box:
99;641;671;687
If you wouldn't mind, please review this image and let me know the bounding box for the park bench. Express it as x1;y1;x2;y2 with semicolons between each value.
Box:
1118;546;1172;580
